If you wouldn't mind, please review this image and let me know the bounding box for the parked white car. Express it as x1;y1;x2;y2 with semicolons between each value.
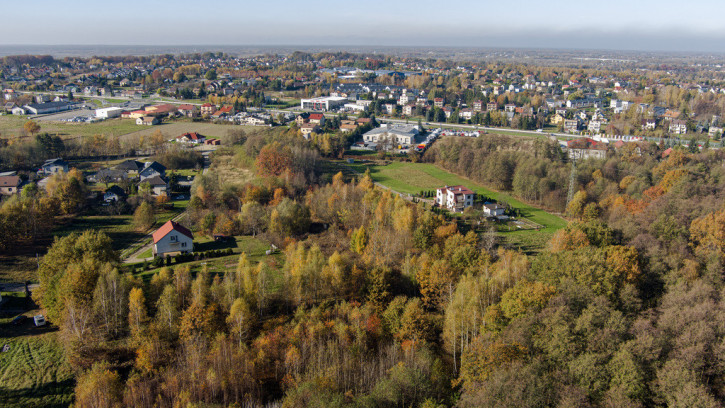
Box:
33;315;46;327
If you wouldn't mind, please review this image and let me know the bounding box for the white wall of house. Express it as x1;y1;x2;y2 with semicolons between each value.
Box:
153;232;193;257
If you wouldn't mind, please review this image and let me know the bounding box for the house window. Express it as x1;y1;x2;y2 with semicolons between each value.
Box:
181;242;186;248
170;235;176;242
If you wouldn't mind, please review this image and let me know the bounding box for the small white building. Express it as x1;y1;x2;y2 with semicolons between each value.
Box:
96;107;123;119
39;158;69;175
436;185;475;213
483;203;506;217
152;220;193;258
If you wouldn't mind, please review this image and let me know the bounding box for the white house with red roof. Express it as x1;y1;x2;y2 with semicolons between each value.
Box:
436;185;475;213
308;113;325;125
176;132;206;144
152;220;193;257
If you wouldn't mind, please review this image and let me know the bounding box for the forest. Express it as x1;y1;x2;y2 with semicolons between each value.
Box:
4;122;724;407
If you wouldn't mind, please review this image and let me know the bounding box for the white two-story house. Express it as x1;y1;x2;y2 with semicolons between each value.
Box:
436;185;475;213
152;220;193;258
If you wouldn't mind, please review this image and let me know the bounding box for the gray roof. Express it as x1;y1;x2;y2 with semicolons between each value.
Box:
363;124;419;139
24;101;79;111
42;158;68;167
142;175;167;186
115;160;143;172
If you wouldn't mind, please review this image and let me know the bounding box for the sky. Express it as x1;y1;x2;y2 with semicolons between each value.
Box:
3;0;725;52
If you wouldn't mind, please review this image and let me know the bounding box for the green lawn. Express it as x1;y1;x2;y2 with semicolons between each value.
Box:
135;235;284;285
54;201;188;254
347;161;567;252
0;330;74;408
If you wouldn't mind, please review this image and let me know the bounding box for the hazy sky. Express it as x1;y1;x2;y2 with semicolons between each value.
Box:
3;0;725;52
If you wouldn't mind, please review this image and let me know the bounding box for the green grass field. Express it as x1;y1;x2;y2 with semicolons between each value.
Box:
134;235;284;286
0;115;256;145
347;161;567;252
0;333;74;408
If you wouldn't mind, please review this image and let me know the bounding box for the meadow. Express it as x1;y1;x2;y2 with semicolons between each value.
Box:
347;160;567;251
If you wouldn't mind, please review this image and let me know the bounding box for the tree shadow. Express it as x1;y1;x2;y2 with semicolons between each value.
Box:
0;378;75;408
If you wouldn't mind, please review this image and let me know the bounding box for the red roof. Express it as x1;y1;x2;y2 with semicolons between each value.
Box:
567;138;606;150
178;104;195;110
440;185;474;195
309;113;324;120
201;103;213;107
152;220;193;243
178;132;204;141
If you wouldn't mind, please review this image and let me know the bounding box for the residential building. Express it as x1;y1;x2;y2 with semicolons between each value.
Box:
103;185;126;202
211;105;234;118
200;103;215;116
0;175;22;195
140;175;168;196
487;102;498;111
564;119;580;133
473;100;484;112
300;123;320;139
642;119;656;131
115;160;143;176
434;98;444;108
567;97;601;109
669;120;688;134
308;113;325;125
152;220;193;258
39;158;68;175
566;138;607;160
436;185;475;213
139;161;166;181
136;116;160;125
91;168;126;183
177;104;198;118
176;132;206;144
709;126;723;137
588;120;603;133
483;203;506;217
550;113;565;125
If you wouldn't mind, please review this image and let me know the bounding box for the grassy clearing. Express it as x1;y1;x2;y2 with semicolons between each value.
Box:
347;161;566;252
54;201;188;253
0;331;74;408
134;235;283;284
0;255;38;284
116;122;257;145
0;116;141;140
208;151;255;188
0;115;256;146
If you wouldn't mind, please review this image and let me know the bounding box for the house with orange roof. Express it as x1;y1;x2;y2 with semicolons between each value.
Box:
211;105;234;118
152;220;193;258
176;132;206;144
177;104;198;118
200;103;215;116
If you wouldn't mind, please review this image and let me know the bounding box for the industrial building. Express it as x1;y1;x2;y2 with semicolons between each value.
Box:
300;96;347;111
95;107;124;119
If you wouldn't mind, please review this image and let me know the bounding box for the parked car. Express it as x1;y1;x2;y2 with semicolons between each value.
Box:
33;315;46;327
11;315;27;326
